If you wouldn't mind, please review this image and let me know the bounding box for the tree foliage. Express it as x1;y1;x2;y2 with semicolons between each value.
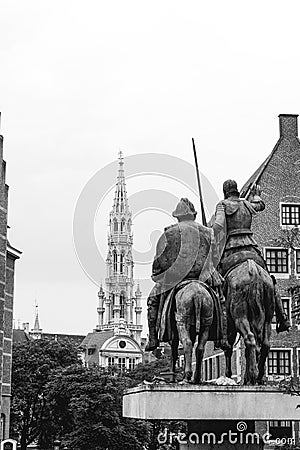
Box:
42;365;151;450
10;339;81;450
11;341;183;450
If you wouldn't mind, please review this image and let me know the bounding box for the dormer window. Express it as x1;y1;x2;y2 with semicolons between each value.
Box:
281;203;300;226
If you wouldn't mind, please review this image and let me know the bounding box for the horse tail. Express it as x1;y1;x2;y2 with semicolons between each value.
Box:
193;283;202;334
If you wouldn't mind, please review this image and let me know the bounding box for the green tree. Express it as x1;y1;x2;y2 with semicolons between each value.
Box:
10;339;81;450
43;365;151;450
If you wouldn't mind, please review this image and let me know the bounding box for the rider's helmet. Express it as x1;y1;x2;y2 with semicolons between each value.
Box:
172;198;197;220
223;179;240;199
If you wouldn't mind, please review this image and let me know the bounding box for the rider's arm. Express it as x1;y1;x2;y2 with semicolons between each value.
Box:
212;201;226;233
248;184;265;212
151;233;168;281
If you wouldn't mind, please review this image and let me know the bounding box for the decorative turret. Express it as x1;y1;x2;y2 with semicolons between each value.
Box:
97;285;105;328
96;152;142;344
135;283;142;334
31;302;43;339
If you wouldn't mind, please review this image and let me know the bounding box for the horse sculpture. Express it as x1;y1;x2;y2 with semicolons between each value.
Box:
223;259;275;385
162;279;218;384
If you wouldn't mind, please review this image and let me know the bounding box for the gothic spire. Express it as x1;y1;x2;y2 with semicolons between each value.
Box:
112;150;130;215
33;301;41;331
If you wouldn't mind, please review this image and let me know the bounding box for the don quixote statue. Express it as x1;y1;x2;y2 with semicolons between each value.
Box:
145;143;290;385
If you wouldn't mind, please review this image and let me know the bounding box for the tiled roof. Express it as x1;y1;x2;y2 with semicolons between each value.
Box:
13;329;30;344
240;140;281;198
42;333;85;346
80;330;114;349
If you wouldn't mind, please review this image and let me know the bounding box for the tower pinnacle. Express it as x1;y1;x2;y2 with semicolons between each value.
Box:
96;152;142;344
31;300;43;338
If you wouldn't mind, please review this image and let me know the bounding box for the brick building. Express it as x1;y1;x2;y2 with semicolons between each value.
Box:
202;114;300;445
241;114;300;444
0;118;21;440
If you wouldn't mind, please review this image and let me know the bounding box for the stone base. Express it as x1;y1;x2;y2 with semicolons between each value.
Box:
123;384;300;420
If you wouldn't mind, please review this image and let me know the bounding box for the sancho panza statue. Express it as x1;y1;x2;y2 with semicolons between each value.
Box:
145;197;224;352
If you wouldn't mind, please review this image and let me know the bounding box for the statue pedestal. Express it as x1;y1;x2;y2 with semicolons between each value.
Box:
123;384;300;449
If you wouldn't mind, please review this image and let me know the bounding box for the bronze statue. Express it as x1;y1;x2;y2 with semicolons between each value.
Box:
213;180;289;384
146;181;289;384
145;198;224;383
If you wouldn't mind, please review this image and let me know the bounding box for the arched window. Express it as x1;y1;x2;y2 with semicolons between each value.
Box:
120;218;126;233
120;292;125;319
120;253;125;274
113;219;118;233
113;250;118;273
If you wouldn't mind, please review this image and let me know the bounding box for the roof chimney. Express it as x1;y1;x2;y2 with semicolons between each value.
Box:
279;114;298;138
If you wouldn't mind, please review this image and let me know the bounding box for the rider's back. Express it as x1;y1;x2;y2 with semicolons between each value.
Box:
152;219;212;284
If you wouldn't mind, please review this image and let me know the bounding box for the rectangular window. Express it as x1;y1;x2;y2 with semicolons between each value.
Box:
269;421;292;440
216;355;221;379
268;350;291;375
118;357;126;371
178;355;185;368
281;204;300;226
129;358;135;371
265;248;288;273
108;357;115;366
204;359;208;380
296;250;300;274
203;358;213;380
208;358;213;380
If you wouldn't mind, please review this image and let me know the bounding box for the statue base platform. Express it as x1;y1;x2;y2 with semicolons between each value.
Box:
123;384;300;449
123;383;300;420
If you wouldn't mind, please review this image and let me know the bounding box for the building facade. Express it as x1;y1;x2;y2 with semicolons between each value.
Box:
241;114;300;444
201;114;300;445
81;152;143;370
0;118;21;441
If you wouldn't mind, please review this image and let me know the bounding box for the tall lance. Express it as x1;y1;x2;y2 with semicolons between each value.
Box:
192;138;207;227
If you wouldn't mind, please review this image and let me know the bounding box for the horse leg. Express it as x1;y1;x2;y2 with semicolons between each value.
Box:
237;318;258;385
257;321;271;384
224;323;237;379
170;330;179;374
177;323;194;381
193;327;210;384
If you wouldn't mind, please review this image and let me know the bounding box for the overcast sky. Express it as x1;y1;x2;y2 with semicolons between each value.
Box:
1;1;300;335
